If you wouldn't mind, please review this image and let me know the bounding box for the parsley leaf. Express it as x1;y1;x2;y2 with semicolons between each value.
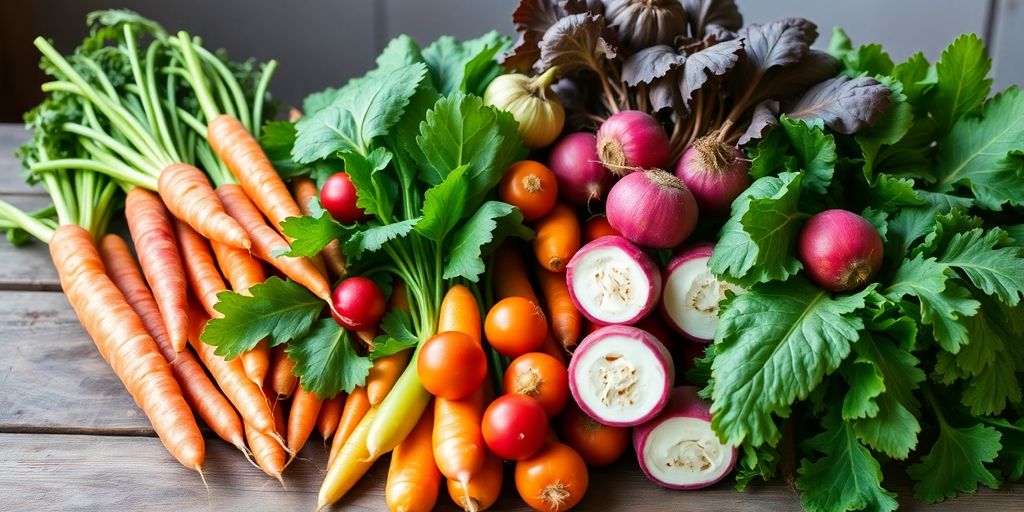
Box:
369;309;418;360
278;197;350;258
781;116;837;196
908;422;1001;503
927;34;992;134
444;201;533;282
935;227;1024;306
884;255;979;352
416;165;469;242
341;147;398;220
422;32;509;96
343;218;420;261
287;319;372;398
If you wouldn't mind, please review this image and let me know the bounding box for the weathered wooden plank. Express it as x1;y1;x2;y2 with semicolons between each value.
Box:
991;0;1024;91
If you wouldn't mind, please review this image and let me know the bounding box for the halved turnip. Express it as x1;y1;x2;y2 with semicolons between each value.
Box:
568;325;674;427
633;386;737;490
566;236;662;326
661;243;743;343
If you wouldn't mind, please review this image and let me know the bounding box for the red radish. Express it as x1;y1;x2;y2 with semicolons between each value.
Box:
675;142;751;217
605;169;698;249
798;209;884;292
661;243;744;343
568;325;674;427
548;132;614;206
331;276;386;330
633;386;737;490
482;394;549;461
596;110;670;174
566;236;662;326
321;172;368;224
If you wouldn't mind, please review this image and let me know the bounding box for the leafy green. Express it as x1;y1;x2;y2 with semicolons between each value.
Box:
908;421;1002;503
444;201;532;282
369;309;418;360
277;197;350;258
927;34;992;134
884;255;979;352
287;319;372;398
422;32;510;96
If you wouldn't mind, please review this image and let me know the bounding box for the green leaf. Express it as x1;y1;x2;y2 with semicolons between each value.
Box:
369;309;418;360
747;129;788;179
933;86;1024;210
884;254;979;352
287;319;372;398
956;297;1024;415
341;147;397;220
928;34;992;134
856;77;914;176
259;120;300;173
988;418;1024;480
859;207;888;243
201;277;324;359
444;201;533;282
892;52;935;105
343;218;420;261
1007;224;1024;246
376;34;425;70
840;360;883;420
709;278;874;446
839;43;895;78
735;441;780;491
849;331;924;459
827;27;853;60
862;174;924;212
422;32;509;96
416;165;469;242
780;117;836;196
936;227;1024;306
710;172;805;286
908;423;1001;503
278;197;351;258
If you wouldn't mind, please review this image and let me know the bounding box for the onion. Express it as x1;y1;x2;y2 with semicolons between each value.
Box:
798;209;884;292
548;132;614;206
675;139;751;217
605;169;698;249
484;67;564;149
596;110;670;174
566;235;662;326
661;243;744;343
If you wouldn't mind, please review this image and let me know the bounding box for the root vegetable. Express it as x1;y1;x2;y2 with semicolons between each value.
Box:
566;236;662;326
605;169;698;249
661;243;744;343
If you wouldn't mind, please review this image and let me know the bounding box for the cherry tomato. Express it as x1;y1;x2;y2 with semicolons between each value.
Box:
485;297;547;358
331;276;386;330
503;353;569;417
321;172;368;224
482;394;548;461
582;215;619;243
515;442;589;512
558;404;629;466
417;331;487;400
499;161;559;221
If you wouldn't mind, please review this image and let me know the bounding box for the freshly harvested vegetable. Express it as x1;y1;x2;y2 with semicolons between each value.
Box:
329;387;369;465
514;442;589;512
320;172;368;225
558;404;629;467
316;394;345;440
605;169;697;249
287;386;324;458
547;133;613;206
386;406;442;512
485;297;548;358
331;276;387;330
662;243;742;343
566;236;662;325
484;67;565;149
532;202;581;271
418;331;488;400
269;345;298;399
293;177;346;277
246;419;286;482
675;142;751;217
568;325;674;427
482;394;549;461
596;110;670;173
504;352;570;417
499;160;559;221
434;390;487;489
448;451;504;512
536;267;582;349
582;215;619;243
175;219;228;318
797;209;884;292
366;350;412;406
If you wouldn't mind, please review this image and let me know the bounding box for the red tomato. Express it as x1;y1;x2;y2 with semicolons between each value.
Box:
331;276;386;330
321;172;368;224
482;394;549;461
503;353;569;417
484;297;548;358
417;331;487;400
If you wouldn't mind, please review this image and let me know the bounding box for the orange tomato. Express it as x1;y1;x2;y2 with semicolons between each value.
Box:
417;331;487;400
484;297;548;358
503;352;569;417
558;404;629;466
515;442;589;511
499;161;559;221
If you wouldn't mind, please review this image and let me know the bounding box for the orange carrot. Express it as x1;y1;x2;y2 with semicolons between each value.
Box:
537;267;581;349
434;390;486;489
317;394;345;440
390;279;410;311
246;419;286;482
50;225;203;471
366;350;412;406
217;183;331;302
157;162;251;249
269;344;298;399
99;234;245;451
208;115;302;236
328;386;369;465
532;202;580;272
447;451;504;511
173;219;228;318
438;284;482;345
294;176;346;277
211;240;270;384
386;405;442;512
287;386;324;458
125;187;189;352
494;242;541;304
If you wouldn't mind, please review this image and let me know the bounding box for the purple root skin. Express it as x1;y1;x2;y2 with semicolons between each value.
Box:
606;169;698;249
566;236;663;326
676;136;752;217
798;209;884;292
597;110;671;174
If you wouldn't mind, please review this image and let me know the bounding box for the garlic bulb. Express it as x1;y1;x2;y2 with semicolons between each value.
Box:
603;0;688;50
483;67;565;149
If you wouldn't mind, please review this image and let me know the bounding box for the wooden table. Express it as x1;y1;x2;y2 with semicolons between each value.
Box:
0;123;1019;511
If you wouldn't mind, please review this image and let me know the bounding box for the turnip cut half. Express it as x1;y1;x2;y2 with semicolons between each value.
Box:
661;243;743;343
568;325;674;427
566;236;662;326
633;386;737;490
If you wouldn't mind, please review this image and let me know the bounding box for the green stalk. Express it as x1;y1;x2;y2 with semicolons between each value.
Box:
252;60;277;135
31;159;158;190
124;26;159;139
174;32;220;122
77;55;123;108
40;174;73;227
191;43;251;131
144;39;179;162
209;64;239;120
63;123;160;176
0;200;55;243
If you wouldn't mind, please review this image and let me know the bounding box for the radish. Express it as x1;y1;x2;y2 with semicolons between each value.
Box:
566;236;662;326
675;141;751;217
321;172;368;224
798;209;884;292
331;276;386;330
548;132;615;206
633;386;737;490
568;325;674;427
661;243;743;343
596;110;670;174
605;169;698;249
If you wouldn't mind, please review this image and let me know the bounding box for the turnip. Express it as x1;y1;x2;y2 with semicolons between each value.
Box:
566;236;662;326
568;325;674;427
605;169;698;249
661;243;743;343
798;209;884;292
596;110;670;174
675;141;751;217
633;386;737;490
548;132;614;206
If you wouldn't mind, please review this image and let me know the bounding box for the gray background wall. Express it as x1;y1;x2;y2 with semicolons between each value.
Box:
1;0;1021;121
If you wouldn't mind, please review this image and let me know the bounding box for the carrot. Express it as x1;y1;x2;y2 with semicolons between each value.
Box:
328;386;369;466
217;183;331;302
389;279;410;312
317;394;345;440
173;219;228;318
494;242;541;304
99;234;245;451
434;390;486;489
157;162;251;250
287;386;324;458
208;115;302;236
270;344;298;399
532;202;580;272
294;176;346;277
437;284;481;345
367;350;412;406
537;267;581;349
386;405;442;512
447;451;504;511
246;419;286;481
125;187;189;352
317;407;379;511
211;240;270;384
50;225;203;471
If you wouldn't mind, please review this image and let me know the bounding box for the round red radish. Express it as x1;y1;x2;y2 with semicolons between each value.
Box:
605;169;698;249
568;325;674;427
482;394;549;461
596;110;670;174
548;132;615;206
633;386;737;490
331;276;386;330
675;140;751;217
566;236;662;326
661;243;744;343
321;172;368;224
798;209;884;292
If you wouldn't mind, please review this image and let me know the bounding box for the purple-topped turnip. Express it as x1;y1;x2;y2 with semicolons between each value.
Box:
596;110;670;174
675;140;751;217
633;386;737;490
605;169;698;249
566;236;662;326
798;209;884;292
568;325;674;427
661;244;743;343
549;132;614;206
